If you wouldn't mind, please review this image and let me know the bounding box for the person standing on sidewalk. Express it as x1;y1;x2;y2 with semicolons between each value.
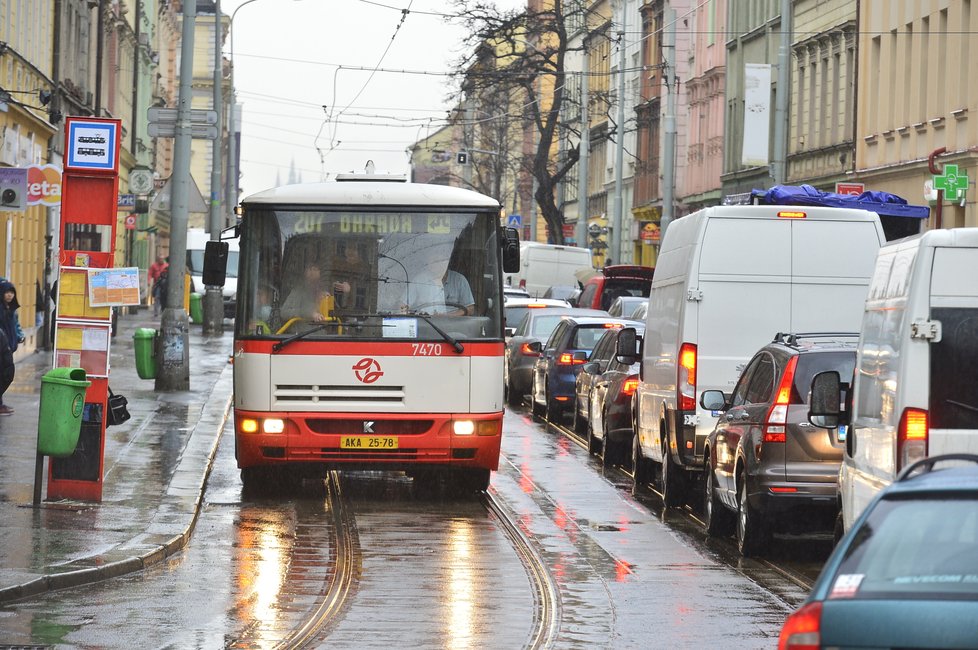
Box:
0;279;24;415
148;255;168;316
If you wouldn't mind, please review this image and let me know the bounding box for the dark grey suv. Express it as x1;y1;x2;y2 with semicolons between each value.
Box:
699;332;858;556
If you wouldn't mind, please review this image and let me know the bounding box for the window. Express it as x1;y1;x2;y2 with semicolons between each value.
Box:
744;355;775;404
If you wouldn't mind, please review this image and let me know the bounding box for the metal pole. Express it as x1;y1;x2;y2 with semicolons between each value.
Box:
156;0;196;391
204;0;225;334
610;4;626;265
660;6;676;242
575;57;590;250
226;0;260;223
772;0;792;184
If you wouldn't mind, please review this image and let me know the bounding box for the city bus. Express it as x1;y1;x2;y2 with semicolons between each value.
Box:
213;172;519;492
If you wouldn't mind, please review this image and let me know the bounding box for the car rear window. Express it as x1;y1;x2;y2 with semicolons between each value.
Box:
571;325;615;350
530;314;567;338
792;351;856;405
504;307;531;329
829;496;978;600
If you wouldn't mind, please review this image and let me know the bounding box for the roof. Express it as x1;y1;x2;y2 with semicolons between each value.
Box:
242;181;500;209
749;184;929;219
885;454;978;495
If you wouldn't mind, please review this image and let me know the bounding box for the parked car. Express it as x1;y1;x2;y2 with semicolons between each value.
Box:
576;264;654;311
530;315;635;424
699;332;858;556
607;295;646;318
503;297;572;336
574;324;644;469
504;307;605;406
778;454;978;650
632;203;886;508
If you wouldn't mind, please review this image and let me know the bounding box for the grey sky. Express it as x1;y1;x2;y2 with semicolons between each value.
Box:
223;0;522;197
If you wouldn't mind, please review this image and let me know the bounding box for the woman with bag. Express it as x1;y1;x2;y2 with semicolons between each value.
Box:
0;279;24;415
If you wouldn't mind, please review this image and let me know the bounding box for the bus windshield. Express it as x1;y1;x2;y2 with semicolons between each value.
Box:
236;207;503;341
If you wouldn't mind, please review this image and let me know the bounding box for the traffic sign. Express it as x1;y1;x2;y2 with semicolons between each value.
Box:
124;214;137;230
148;122;218;139
835;182;865;196
147;107;218;125
507;214;522;228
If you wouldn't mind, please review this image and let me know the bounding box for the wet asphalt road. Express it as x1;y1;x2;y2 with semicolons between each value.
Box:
0;403;826;648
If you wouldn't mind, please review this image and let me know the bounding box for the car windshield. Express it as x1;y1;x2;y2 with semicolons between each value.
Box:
829;495;978;599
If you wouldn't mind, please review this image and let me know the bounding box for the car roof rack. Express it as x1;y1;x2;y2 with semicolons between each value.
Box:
771;332;860;347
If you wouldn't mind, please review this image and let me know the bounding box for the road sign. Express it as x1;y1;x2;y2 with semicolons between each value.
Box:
147;107;218;125
506;214;521;228
148;122;218;139
835;182;865;196
125;214;137;230
933;164;969;200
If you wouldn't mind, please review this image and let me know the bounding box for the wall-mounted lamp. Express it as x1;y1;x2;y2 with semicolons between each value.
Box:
39;89;52;105
0;42;8;56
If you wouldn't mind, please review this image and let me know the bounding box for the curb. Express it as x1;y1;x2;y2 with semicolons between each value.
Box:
0;363;234;606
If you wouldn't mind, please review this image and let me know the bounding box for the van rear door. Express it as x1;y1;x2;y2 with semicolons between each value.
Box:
928;246;978;454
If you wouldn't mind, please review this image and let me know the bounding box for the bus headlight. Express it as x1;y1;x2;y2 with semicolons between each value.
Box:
452;420;501;436
453;420;475;436
263;418;285;434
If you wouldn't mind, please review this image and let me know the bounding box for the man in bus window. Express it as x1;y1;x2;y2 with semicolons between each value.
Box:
281;262;349;322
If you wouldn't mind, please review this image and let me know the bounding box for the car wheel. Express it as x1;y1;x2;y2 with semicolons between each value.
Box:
703;455;735;537
600;409;621;468
546;389;563;425
573;403;587;435
660;442;687;509
632;432;651;493
832;509;844;547
736;474;769;557
586;416;601;455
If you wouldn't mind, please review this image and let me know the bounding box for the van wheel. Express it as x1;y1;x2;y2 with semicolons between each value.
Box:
703;456;734;537
632;433;651;492
736;475;769;556
660;443;687;509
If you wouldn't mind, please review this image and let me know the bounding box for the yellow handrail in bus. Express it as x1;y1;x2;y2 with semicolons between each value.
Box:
275;294;342;335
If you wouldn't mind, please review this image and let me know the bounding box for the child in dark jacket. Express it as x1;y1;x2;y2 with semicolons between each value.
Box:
0;279;24;415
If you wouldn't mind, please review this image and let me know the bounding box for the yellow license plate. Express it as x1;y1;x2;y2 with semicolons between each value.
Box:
340;436;399;449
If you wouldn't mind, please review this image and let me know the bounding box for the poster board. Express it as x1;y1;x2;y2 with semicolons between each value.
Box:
53;320;111;377
87;267;141;307
57;267;111;320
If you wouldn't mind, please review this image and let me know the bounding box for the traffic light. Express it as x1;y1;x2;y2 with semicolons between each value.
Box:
457;152;468;165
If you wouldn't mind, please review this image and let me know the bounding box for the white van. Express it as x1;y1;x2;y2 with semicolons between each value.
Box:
631;204;886;506
505;242;593;298
186;228;240;319
811;228;978;532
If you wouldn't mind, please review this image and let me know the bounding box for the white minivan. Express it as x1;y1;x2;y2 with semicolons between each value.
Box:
810;227;978;532
630;204;887;507
505;242;593;298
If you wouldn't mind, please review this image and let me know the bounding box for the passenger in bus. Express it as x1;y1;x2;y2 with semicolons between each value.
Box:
280;262;349;322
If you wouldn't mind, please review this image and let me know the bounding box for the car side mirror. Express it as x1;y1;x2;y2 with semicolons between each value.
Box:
505;327;516;337
527;341;543;354
202;240;229;287
501;227;520;273
700;389;727;411
582;361;600;375
809;371;843;428
571;350;589;363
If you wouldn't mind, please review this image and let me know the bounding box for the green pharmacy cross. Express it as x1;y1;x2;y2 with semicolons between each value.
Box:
933;164;969;200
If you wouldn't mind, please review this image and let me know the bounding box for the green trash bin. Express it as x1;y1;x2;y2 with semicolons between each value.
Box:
133;327;158;379
190;292;203;323
37;368;91;458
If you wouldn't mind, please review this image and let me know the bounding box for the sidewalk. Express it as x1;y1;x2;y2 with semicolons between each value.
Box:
0;309;234;605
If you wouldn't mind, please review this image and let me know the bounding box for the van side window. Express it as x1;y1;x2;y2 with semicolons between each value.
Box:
744;355;776;404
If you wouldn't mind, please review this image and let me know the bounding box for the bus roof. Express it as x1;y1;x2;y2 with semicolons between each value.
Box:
242;181;500;210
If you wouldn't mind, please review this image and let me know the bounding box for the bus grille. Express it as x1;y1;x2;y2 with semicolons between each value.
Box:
306;419;434;435
275;383;405;404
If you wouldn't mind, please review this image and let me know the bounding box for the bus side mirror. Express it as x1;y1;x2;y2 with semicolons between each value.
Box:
202;240;229;287
615;327;639;364
502;227;520;273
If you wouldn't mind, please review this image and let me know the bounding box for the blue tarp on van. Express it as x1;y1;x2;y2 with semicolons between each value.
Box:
750;184;929;219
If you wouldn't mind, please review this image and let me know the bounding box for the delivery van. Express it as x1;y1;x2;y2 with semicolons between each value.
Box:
809;228;978;533
187;228;239;319
630;204;886;507
505;242;593;298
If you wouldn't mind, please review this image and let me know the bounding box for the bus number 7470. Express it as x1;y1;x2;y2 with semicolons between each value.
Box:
411;343;443;356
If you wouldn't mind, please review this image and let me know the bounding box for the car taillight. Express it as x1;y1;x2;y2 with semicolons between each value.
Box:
764;356;798;443
622;376;639;397
558;352;586;365
519;343;540;357
678;342;697;410
897;407;928;471
778;601;821;650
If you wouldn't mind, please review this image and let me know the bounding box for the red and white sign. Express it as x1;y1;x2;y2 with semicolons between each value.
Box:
124;214;137;230
835;182;865;196
27;164;63;206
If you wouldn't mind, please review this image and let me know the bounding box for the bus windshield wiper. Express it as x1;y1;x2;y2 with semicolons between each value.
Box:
411;312;464;354
272;321;341;352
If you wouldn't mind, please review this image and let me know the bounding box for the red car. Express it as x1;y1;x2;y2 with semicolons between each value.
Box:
576;265;654;311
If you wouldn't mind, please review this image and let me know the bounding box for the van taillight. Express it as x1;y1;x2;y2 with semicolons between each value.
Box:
678;343;697;411
519;343;540;357
897;407;929;471
519;279;526;288
778;601;821;650
777;210;807;219
764;356;798;443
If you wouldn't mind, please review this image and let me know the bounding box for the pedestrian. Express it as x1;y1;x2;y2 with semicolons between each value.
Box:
152;259;170;313
0;279;25;415
148;254;168;316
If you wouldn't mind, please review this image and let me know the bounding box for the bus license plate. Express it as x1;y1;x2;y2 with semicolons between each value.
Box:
340;436;398;450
